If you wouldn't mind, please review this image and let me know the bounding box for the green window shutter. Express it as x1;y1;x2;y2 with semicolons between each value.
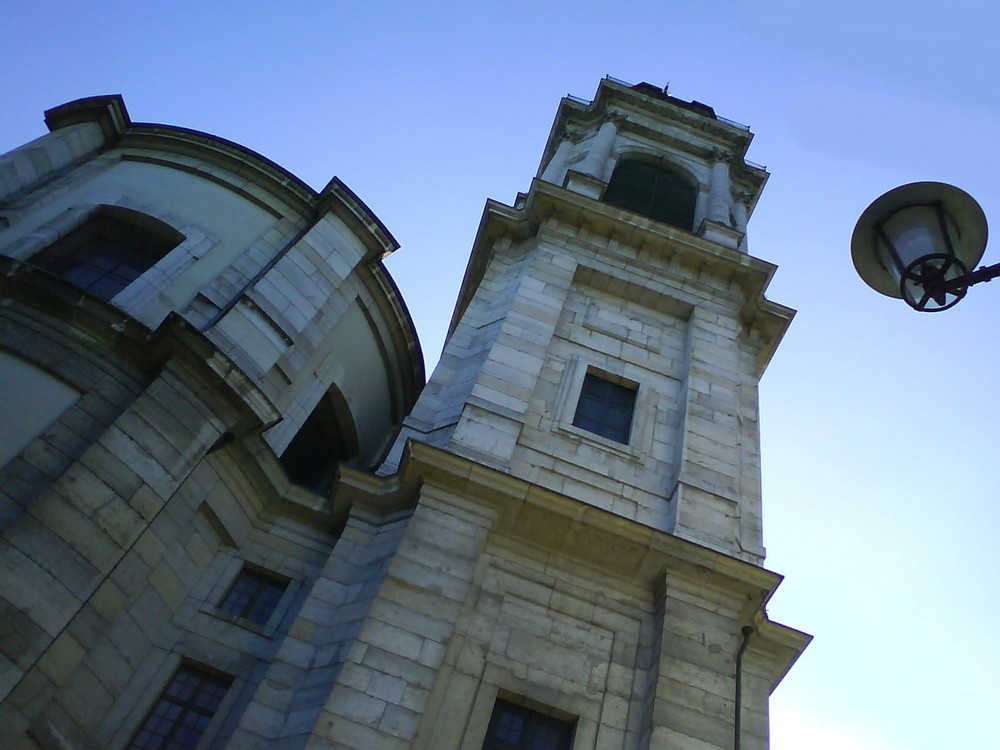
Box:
603;160;696;230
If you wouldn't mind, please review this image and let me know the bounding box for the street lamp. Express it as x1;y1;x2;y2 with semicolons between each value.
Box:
851;182;995;311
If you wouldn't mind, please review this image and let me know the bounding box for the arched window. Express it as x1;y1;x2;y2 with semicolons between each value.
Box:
602;159;697;230
29;206;184;301
279;393;356;494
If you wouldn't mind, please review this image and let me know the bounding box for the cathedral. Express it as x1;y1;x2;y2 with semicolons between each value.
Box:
0;78;808;749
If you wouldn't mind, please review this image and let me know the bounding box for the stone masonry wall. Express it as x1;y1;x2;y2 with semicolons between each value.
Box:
379;239;534;474
306;487;495;750
0;306;149;530
401;213;768;560
293;474;778;750
0;122;106;203
1;428;337;749
512;266;689;532
226;509;411;749
0;344;228;742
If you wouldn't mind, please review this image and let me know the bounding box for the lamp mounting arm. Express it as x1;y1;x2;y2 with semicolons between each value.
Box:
962;260;1000;288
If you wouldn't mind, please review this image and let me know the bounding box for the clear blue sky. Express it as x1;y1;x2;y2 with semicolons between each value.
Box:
4;2;999;748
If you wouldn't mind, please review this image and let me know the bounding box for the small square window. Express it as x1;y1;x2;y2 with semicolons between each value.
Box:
572;373;637;444
483;699;574;750
218;567;288;626
129;665;231;750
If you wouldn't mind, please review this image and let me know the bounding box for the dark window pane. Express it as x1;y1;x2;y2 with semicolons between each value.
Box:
218;567;288;625
28;206;183;302
129;666;230;750
572;373;637;444
483;700;573;750
604;159;697;230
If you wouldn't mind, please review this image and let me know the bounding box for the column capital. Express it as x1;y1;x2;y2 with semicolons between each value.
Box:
710;148;737;167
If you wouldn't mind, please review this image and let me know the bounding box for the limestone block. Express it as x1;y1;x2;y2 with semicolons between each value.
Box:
29;621;77;686
107;615;152;674
148;561;188;613
316;712;408;750
60;663;113;732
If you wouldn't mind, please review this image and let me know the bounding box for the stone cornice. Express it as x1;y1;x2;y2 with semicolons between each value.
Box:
392;440;810;692
42;96;400;242
337;466;416;523
403;441;772;590
448;180;795;376
318;177;400;262
311;439;811;692
45;94;131;142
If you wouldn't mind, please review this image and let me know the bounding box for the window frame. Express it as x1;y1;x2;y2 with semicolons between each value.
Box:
602;158;698;231
552;357;655;462
482;698;575;750
571;372;637;444
26;205;185;302
202;556;299;637
127;663;232;750
216;566;290;627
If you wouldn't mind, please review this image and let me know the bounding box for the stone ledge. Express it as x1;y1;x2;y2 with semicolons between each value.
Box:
383;439;810;693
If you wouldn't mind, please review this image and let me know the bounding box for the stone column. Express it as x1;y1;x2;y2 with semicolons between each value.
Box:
733;192;750;253
540;139;574;185
707;155;733;225
577;120;617;181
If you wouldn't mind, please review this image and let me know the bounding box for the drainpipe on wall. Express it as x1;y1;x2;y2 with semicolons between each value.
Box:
734;625;754;750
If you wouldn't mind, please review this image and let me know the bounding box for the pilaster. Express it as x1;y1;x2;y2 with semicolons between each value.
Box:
707;155;733;225
642;574;748;750
447;239;577;469
302;484;497;749
673;306;764;562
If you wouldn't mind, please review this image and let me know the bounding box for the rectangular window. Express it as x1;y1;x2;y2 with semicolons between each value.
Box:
218;567;288;626
483;699;574;750
129;665;231;750
572;372;637;444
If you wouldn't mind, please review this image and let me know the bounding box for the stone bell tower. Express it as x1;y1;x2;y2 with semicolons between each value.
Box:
382;78;791;565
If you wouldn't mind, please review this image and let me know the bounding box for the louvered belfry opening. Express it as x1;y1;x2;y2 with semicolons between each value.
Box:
603;159;697;230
